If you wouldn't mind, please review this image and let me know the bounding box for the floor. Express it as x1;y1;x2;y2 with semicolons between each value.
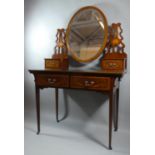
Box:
24;108;130;155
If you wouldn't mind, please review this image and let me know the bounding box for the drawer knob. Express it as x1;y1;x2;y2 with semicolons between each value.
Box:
84;80;95;86
48;78;56;84
90;81;95;84
109;63;117;67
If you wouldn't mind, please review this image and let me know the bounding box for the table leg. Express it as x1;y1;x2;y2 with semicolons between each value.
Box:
114;88;119;131
55;88;59;122
109;92;113;150
113;92;116;131
35;86;40;134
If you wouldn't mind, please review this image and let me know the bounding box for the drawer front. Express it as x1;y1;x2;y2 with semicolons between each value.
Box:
101;60;124;70
45;59;61;69
35;74;69;87
70;76;111;91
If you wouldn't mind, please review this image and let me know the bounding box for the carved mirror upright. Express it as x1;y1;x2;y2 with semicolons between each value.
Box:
45;6;127;71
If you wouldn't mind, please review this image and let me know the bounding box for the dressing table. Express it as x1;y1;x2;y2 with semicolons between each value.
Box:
29;6;127;150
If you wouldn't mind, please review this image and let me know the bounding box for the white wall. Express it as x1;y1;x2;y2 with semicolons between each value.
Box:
25;0;130;131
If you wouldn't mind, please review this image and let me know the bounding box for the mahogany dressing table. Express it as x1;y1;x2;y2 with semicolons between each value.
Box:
29;6;127;150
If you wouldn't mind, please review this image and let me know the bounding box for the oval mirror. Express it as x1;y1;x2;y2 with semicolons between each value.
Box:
66;6;108;63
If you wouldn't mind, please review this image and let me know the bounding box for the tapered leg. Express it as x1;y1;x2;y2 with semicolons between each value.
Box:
114;88;119;131
55;88;59;122
113;92;116;131
109;92;113;150
35;86;40;134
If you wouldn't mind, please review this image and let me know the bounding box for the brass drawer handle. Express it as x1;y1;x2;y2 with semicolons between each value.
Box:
108;63;117;67
84;80;95;86
48;78;56;84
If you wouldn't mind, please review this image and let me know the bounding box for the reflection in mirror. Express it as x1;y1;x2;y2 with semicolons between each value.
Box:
67;7;108;62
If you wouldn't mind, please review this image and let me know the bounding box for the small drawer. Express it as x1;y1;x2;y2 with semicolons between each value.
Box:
101;60;124;70
70;76;111;91
35;74;69;87
45;59;61;69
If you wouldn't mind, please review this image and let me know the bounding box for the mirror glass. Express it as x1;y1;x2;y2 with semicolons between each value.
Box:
66;6;108;62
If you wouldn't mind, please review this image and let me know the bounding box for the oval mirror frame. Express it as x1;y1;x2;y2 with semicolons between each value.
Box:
66;6;108;63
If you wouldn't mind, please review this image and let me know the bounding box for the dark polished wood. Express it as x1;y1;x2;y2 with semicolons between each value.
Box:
70;76;111;91
114;88;119;131
29;5;127;151
109;92;113;150
45;29;69;70
30;69;123;149
55;88;59;123
35;85;40;134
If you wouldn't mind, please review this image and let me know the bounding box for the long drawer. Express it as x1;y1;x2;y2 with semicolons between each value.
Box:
70;76;111;91
35;74;69;87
